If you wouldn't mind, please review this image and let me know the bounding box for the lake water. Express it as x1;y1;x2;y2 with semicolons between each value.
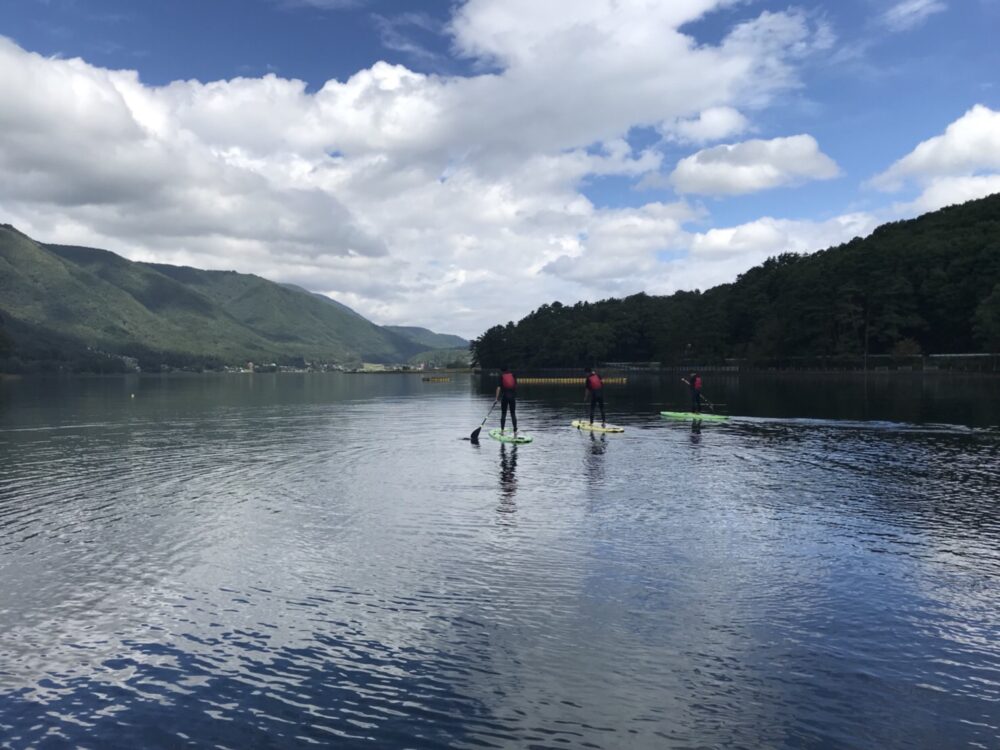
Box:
0;373;998;749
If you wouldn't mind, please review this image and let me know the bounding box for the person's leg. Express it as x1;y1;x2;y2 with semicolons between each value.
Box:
501;397;508;430
510;398;517;432
599;393;606;424
589;395;596;423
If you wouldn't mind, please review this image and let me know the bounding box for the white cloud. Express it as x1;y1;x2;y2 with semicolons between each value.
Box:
642;212;879;295
870;105;1000;214
901;175;1000;214
664;106;749;144
0;1;839;337
449;0;733;68
872;105;1000;190
880;0;947;32
542;201;700;290
670;135;840;196
690;213;877;258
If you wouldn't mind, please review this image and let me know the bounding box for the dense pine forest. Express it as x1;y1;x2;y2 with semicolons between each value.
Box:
472;194;1000;368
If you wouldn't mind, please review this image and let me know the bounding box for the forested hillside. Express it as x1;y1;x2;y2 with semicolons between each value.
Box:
473;194;1000;368
0;225;460;372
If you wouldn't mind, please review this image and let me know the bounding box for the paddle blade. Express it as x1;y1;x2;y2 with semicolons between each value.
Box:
470;427;482;442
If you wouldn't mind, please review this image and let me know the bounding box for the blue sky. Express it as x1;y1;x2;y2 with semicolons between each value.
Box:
1;0;999;335
0;0;466;83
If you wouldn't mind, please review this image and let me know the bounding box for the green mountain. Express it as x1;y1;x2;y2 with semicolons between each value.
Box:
278;289;470;355
408;347;472;367
0;225;455;371
384;326;469;351
473;193;1000;367
280;284;369;321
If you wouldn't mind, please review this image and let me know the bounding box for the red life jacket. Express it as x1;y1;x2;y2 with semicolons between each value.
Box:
693;376;702;391
501;372;516;391
586;373;603;390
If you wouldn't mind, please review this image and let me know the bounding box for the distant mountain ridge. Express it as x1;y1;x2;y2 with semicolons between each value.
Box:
0;225;465;371
384;326;468;350
279;284;369;321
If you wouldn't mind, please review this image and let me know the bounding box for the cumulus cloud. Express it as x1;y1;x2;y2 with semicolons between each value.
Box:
899;175;1000;214
670;135;840;196
689;213;877;258
870;105;1000;213
542;201;700;290
642;212;879;295
0;0;839;337
880;0;947;32
871;105;1000;189
663;106;749;144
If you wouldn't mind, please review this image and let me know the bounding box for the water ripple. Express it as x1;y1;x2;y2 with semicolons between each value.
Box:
0;375;997;748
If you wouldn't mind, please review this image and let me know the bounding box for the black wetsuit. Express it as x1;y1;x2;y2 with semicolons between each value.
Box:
498;374;517;431
586;373;606;424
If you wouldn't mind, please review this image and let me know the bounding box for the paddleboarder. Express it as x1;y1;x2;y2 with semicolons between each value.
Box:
682;372;703;413
494;365;518;435
584;367;606;427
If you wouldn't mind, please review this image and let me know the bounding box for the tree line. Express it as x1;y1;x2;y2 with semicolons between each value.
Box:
472;194;1000;368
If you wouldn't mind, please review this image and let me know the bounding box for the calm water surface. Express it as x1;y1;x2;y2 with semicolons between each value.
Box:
0;374;998;749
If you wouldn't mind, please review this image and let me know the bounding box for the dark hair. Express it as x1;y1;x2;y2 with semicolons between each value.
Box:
501;365;510;372
584;367;592;374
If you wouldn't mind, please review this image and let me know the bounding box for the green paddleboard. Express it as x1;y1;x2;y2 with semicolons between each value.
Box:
489;428;534;444
571;420;624;433
660;411;729;422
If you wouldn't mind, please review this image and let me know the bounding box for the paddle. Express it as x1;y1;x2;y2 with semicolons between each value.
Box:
470;399;498;442
681;378;716;412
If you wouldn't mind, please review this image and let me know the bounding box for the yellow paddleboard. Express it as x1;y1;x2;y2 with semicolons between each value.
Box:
571;420;624;433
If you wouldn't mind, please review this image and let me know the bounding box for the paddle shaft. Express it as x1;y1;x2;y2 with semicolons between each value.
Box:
681;378;715;411
470;399;498;441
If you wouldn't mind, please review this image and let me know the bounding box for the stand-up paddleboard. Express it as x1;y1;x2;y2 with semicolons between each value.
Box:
489;428;534;444
571;420;624;433
660;411;729;422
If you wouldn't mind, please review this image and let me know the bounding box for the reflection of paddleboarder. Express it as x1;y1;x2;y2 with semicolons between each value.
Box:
584;432;607;488
681;372;703;413
494;365;518;435
499;443;518;501
589;432;606;455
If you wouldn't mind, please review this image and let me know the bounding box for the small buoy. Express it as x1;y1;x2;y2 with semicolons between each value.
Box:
130;393;135;398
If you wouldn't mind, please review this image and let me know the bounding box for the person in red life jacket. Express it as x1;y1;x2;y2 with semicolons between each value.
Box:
682;371;703;413
584;367;606;426
494;365;518;434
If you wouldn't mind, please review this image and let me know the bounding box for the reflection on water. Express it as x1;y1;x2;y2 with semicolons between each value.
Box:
690;420;702;445
0;373;998;749
588;432;607;455
498;443;517;504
